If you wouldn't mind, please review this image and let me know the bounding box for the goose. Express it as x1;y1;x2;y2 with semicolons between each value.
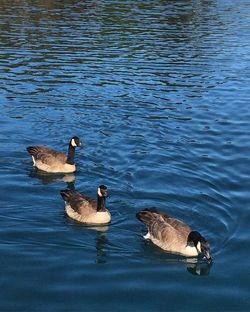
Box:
60;185;111;225
26;136;82;173
136;208;212;262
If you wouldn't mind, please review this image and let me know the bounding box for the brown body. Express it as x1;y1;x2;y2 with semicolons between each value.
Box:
136;209;210;258
27;146;76;173
61;189;111;225
27;136;81;173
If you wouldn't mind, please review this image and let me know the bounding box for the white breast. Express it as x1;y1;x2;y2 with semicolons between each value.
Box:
65;205;111;225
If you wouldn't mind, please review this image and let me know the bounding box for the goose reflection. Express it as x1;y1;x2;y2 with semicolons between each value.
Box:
140;242;212;276
94;229;109;264
158;255;212;276
29;168;76;189
66;217;110;264
78;224;109;264
163;256;212;276
184;257;212;276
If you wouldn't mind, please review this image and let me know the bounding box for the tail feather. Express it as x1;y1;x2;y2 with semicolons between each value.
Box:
136;208;159;225
26;146;36;155
60;189;77;202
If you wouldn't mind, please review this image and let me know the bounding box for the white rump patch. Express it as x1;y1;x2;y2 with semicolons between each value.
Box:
143;232;151;240
32;156;36;166
71;138;77;147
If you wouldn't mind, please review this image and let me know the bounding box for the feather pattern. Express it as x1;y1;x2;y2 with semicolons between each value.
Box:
61;190;98;215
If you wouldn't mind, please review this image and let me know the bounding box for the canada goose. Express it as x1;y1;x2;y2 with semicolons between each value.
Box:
136;208;212;262
60;185;111;225
26;136;82;173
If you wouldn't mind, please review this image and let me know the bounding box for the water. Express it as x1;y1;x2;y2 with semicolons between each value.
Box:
1;0;250;311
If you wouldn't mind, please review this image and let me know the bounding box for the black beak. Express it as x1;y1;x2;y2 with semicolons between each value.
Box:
203;250;212;263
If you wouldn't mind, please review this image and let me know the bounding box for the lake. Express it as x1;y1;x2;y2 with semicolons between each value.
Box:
1;0;250;311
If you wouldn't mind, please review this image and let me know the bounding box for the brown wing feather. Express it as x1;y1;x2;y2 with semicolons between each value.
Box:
161;214;192;234
137;208;191;247
60;190;97;215
27;146;67;165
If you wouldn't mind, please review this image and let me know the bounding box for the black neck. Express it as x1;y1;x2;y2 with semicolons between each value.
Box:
66;143;75;165
97;196;106;212
187;231;202;247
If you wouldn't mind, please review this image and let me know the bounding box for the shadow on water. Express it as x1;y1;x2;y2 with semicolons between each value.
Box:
28;167;76;189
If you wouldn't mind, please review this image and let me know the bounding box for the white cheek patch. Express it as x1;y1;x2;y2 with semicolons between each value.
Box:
97;187;103;197
71;138;77;147
197;241;202;253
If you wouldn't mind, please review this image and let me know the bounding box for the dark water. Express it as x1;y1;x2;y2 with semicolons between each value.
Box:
1;0;250;311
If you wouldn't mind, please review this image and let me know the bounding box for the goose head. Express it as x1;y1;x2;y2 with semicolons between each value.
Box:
188;231;212;262
70;136;82;147
97;185;108;198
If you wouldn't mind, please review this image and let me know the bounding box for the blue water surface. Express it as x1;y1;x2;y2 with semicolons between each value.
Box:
1;1;250;311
